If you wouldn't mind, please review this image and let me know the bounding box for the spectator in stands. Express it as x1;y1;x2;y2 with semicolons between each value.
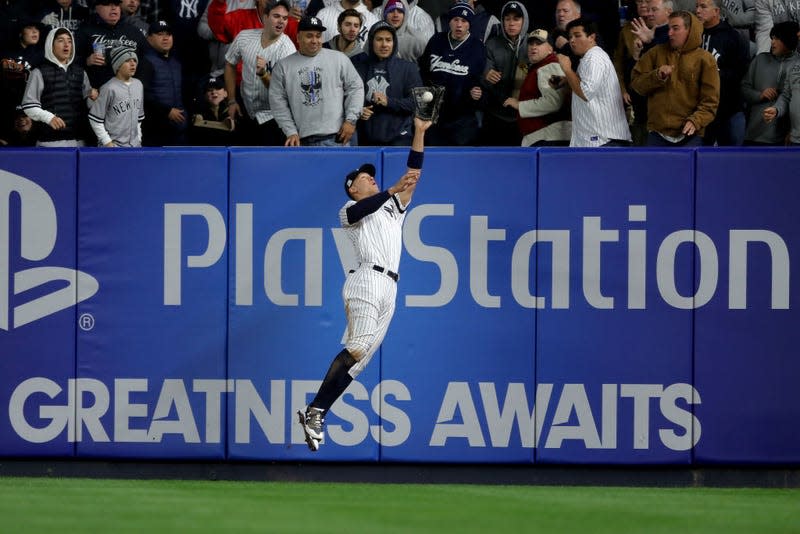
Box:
742;20;798;145
121;0;149;36
208;0;298;50
75;0;146;88
89;44;145;146
21;27;96;146
2;19;46;70
630;11;719;146
373;0;435;47
352;21;422;145
269;15;364;146
553;0;580;49
503;28;571;146
481;0;529;146
761;23;800;145
323;8;364;56
696;0;750;146
1;105;38;146
316;0;379;46
420;2;486;145
630;0;672;54
189;73;235;144
39;0;91;34
435;0;500;43
224;0;296;145
0;1;35;55
719;0;756;54
138;20;188;145
382;0;428;62
196;1;229;73
558;17;631;146
614;0;651;145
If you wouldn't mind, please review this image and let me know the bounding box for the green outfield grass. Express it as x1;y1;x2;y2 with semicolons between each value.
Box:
1;477;798;533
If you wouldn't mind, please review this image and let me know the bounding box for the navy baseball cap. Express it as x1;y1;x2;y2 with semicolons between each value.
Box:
298;16;326;32
344;163;376;197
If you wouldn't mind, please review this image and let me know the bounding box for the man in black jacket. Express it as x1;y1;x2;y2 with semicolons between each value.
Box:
696;0;750;145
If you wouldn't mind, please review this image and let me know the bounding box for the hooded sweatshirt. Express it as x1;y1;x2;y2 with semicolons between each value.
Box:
39;0;90;34
75;10;146;87
21;27;93;143
742;49;798;143
384;0;428;63
630;12;720;137
483;1;529;124
351;21;422;144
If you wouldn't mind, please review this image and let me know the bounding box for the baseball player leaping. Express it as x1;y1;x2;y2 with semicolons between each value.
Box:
298;117;432;452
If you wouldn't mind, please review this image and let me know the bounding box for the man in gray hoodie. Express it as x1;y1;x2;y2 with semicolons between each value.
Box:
742;19;798;144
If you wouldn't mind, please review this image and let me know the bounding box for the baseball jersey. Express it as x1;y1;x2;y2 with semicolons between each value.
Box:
339;193;407;273
225;29;296;124
88;77;145;147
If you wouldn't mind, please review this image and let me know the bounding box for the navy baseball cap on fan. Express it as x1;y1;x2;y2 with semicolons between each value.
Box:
298;16;326;32
148;20;172;34
344;163;376;198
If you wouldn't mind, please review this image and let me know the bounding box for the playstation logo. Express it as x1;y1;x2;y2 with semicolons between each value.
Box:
1;170;98;330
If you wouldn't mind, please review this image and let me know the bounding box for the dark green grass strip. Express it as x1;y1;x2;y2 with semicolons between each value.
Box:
1;477;798;533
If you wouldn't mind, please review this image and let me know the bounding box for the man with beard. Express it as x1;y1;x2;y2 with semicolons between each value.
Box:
269;15;363;145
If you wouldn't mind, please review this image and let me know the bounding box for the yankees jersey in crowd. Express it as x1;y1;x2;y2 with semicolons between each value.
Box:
418;31;486;122
224;29;295;124
570;45;631;147
89;77;145;147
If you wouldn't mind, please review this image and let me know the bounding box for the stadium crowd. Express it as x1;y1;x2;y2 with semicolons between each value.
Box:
1;0;799;148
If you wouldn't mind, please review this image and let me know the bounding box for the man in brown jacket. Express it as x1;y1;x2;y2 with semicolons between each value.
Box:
630;10;719;146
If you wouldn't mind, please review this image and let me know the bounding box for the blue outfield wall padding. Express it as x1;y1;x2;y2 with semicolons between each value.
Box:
0;149;79;457
226;148;382;461
379;148;537;463
693;148;800;464
1;146;799;465
536;148;695;464
74;148;229;459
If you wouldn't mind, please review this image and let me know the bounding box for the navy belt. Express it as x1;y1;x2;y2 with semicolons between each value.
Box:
349;265;398;282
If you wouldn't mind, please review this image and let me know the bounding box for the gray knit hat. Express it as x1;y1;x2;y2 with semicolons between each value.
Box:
110;45;137;73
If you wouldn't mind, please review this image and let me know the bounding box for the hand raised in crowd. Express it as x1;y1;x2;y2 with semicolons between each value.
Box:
760;87;778;101
485;69;502;85
87;50;105;67
556;53;572;72
630;17;654;44
554;35;568;49
632;38;643;60
657;65;673;81
372;91;388;107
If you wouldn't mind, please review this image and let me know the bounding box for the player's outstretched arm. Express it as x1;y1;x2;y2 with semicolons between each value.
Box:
396;118;432;205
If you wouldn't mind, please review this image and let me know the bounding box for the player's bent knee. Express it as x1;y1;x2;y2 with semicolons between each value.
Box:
345;344;367;361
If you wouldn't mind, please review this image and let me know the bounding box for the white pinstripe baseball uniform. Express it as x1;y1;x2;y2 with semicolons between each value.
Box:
338;192;407;377
569;45;632;147
224;29;295;124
